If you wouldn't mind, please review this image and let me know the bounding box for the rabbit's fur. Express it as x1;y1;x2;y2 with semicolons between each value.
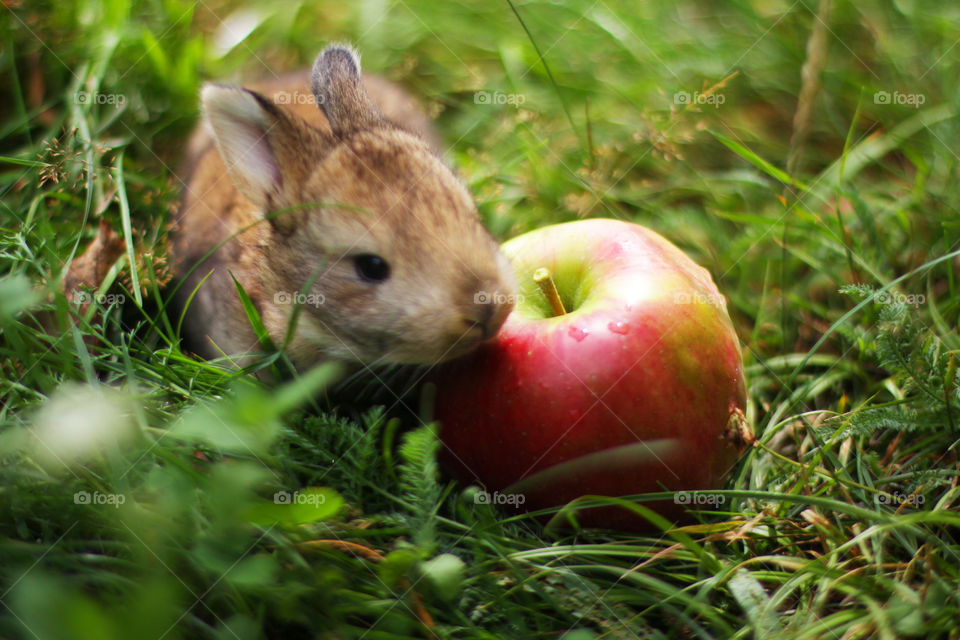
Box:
172;45;515;369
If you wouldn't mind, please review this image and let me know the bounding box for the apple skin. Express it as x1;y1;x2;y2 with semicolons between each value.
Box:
432;218;747;530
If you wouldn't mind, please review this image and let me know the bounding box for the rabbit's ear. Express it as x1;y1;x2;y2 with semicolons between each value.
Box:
201;84;319;213
311;44;381;137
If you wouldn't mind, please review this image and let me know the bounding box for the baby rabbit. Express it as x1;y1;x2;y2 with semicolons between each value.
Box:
171;45;516;370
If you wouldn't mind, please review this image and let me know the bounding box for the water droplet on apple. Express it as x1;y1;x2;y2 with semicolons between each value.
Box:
608;321;630;335
568;326;589;342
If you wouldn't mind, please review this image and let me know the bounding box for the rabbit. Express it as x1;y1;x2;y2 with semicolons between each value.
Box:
171;44;516;370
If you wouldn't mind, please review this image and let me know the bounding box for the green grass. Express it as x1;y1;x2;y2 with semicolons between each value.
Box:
3;0;960;638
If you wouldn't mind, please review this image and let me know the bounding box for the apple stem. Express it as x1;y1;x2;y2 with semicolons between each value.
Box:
533;267;567;316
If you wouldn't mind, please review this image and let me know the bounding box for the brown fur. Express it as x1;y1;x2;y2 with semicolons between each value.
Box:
171;45;515;369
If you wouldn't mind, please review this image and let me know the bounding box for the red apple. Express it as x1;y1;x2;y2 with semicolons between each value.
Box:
431;218;748;530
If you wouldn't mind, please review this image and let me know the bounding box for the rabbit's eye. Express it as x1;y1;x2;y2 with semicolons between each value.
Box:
354;254;391;283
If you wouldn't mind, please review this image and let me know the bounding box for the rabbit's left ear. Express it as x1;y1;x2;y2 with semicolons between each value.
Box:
311;44;382;137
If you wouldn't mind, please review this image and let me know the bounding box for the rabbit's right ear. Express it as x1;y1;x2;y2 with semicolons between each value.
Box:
201;84;321;214
311;44;381;137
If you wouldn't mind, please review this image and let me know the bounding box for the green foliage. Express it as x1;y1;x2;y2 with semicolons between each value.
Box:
833;285;960;440
277;407;393;507
3;0;960;638
396;423;444;552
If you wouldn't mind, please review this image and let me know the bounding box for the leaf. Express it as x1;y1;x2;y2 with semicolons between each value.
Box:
728;569;778;637
245;487;344;525
113;152;141;306
378;548;421;588
420;553;466;601
170;392;280;454
397;424;442;552
223;554;279;588
230;272;274;353
711;131;809;190
0;155;49;167
139;28;170;80
271;362;343;415
0;274;42;324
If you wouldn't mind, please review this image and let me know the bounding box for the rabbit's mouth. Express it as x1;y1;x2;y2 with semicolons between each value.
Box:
295;313;504;366
443;325;489;359
365;326;488;366
388;332;486;365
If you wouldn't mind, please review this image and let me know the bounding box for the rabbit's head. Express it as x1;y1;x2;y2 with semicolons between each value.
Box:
200;45;515;366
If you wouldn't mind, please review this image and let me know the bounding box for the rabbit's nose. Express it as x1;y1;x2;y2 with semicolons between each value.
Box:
469;293;513;340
